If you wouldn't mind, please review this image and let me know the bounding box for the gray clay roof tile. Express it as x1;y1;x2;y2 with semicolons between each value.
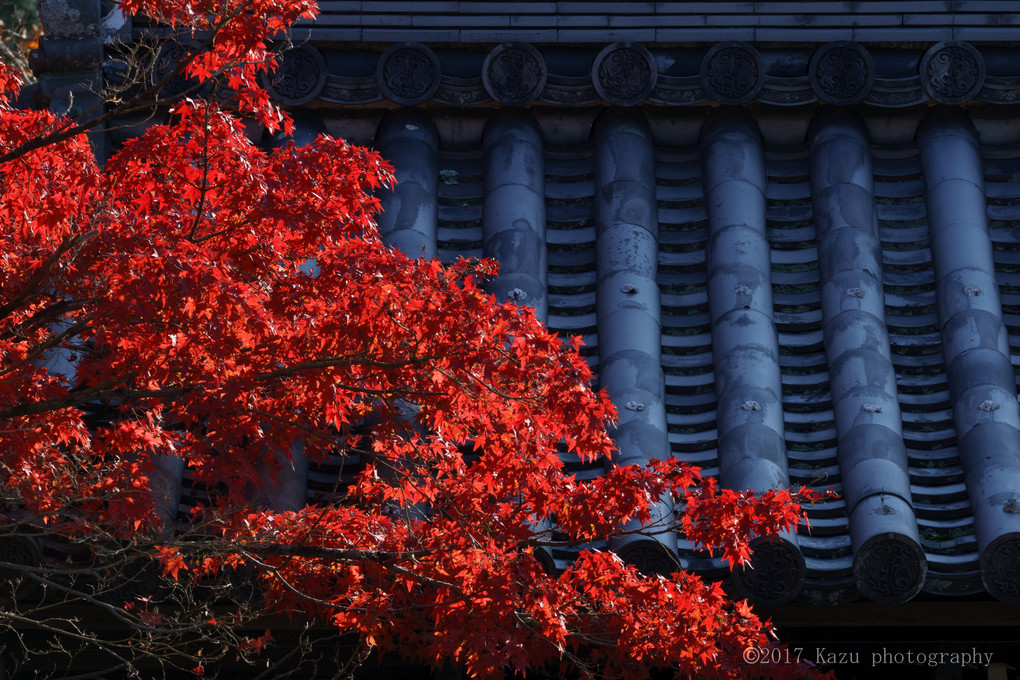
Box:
293;1;1020;42
94;11;1009;602
323;99;1020;605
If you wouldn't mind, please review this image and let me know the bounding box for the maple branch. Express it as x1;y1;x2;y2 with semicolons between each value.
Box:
23;571;207;635
54;662;131;680
331;638;375;680
0;298;92;341
0;58;175;165
183;541;428;567
0;353;446;419
253;355;438;382
438;366;541;409
0;230;98;322
0;372;138;419
0;611;139;674
250;640;308;680
235;547;471;610
0;36;33;84
0;1;261;166
246;408;343;447
0;317;89;379
0;0;818;671
0;558;103;579
186;105;214;241
238;550;359;611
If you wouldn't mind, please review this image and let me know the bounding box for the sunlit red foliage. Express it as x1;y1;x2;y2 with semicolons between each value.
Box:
0;3;830;678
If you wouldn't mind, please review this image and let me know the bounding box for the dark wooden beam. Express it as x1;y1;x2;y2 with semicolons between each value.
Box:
759;600;1020;628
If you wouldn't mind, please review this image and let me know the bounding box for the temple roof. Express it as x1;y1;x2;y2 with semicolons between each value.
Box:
35;0;1020;612
243;40;1020;111
295;1;1020;43
256;98;1020;608
214;17;1020;609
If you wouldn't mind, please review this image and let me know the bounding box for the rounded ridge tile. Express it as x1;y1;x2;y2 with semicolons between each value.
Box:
920;41;985;105
376;42;441;105
699;42;765;106
732;537;806;606
592;43;657;107
261;44;327;106
483;42;547;107
853;531;927;604
809;41;875;106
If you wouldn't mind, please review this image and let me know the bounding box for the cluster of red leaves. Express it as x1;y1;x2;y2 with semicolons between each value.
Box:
0;3;831;677
185;492;824;680
119;0;318;130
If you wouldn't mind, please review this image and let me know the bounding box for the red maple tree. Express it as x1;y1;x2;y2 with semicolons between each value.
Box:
0;2;829;678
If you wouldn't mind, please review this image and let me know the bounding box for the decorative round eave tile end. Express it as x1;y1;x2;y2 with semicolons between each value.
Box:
810;41;875;106
853;533;926;604
592;43;657;107
700;41;765;106
920;41;985;105
731;537;806;606
152;40;212;99
261;44;327;106
617;541;677;576
483;42;547;107
981;534;1020;603
377;42;441;106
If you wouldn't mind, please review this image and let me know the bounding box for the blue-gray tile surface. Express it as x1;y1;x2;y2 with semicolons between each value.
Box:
105;4;1020;610
297;1;1020;42
286;101;1020;607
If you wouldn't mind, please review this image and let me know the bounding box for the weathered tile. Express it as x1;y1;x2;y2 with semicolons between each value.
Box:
508;28;560;41
412;14;508;27
557;27;657;41
458;1;556;12
758;13;830;26
902;13;954;25
705;14;759;25
657;1;754;13
652;14;708;26
854;1;950;10
557;14;610;27
558;1;655;13
756;1;852;11
609;15;665;27
314;1;362;11
360;13;413;26
954;25;1020;38
853;12;904;25
462;28;558;41
510;14;555;27
757;26;853;40
361;27;459;41
953;11;1007;25
953;0;1020;10
361;0;458;11
659;26;754;40
298;27;362;41
854;26;952;39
